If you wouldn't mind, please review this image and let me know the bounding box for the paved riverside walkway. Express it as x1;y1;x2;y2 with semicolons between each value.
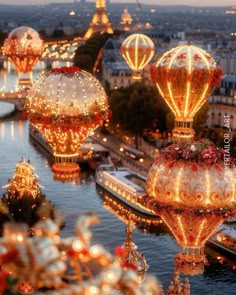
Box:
91;129;156;176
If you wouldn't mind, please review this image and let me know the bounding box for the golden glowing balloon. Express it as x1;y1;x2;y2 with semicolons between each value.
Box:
24;66;109;180
3;26;44;74
145;140;236;275
121;33;155;80
151;45;223;141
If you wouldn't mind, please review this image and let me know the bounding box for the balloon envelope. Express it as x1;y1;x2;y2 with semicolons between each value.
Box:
121;33;155;79
151;45;222;121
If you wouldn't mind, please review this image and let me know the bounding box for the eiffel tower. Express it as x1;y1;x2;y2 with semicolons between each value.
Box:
84;0;113;40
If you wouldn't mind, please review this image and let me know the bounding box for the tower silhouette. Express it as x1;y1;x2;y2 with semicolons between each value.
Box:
84;0;113;40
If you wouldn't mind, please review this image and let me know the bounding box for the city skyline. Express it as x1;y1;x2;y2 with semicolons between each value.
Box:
0;0;235;7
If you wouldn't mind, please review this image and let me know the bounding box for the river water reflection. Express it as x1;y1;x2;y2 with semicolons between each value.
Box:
0;68;235;294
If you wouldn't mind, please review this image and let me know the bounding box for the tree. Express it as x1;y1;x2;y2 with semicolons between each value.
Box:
38;30;48;40
74;54;94;73
0;30;7;47
166;111;175;133
52;29;65;39
193;101;209;136
109;82;169;147
74;33;110;73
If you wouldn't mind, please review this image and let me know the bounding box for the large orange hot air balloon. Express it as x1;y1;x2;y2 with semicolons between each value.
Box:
24;66;109;182
3;26;44;74
121;33;155;80
145;139;236;275
151;44;222;141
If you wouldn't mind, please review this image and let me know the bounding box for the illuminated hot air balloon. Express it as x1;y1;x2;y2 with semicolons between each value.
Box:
151;45;223;141
3;26;44;86
24;66;109;182
121;33;155;80
145;139;236;275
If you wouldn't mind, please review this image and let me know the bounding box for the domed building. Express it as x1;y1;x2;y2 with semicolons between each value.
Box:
119;8;133;31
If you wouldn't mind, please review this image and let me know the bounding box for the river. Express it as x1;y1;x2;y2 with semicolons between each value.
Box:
0;64;235;294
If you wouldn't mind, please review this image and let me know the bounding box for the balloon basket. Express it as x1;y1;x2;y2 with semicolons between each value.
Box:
51;162;81;182
172;119;195;142
172;127;195;142
174;251;205;276
132;73;142;80
18;77;32;89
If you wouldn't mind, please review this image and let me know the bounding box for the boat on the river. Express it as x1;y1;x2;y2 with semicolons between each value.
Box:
207;225;236;258
29;123;53;156
95;164;156;217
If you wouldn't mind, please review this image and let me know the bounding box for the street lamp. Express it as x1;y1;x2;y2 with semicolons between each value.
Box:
122;220;149;283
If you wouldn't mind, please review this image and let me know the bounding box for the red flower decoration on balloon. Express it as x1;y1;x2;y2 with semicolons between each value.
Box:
1;249;19;264
114;246;126;258
51;65;81;74
67;248;89;259
121;261;138;271
160;139;235;165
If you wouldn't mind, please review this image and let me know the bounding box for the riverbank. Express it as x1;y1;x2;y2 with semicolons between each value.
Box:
91;129;154;176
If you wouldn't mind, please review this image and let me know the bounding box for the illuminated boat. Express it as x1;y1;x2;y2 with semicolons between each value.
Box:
29;123;53;156
95;164;156;217
208;225;236;258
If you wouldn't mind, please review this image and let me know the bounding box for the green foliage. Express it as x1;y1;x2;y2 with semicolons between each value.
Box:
38;30;48;40
166;111;175;132
52;29;66;39
0;30;7;47
193;102;209;136
0;191;56;232
3;275;18;295
74;33;110;73
109;82;169;137
74;54;94;72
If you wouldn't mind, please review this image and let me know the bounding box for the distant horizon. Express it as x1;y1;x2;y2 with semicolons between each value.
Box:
0;0;235;7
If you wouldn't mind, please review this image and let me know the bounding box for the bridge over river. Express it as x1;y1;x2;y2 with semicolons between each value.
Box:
0;37;84;64
0;91;26;111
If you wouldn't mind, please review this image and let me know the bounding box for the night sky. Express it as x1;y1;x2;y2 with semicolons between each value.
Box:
0;0;235;7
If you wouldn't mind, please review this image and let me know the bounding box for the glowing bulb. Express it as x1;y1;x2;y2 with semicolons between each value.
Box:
72;240;84;251
86;286;99;295
17;235;23;243
104;270;117;284
90;245;103;258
